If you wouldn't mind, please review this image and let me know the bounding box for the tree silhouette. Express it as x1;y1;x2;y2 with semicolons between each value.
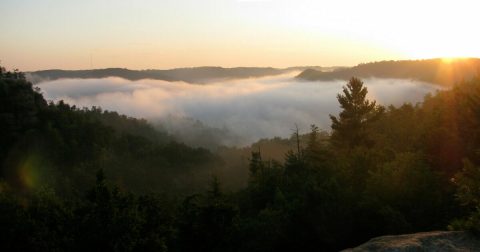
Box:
330;77;384;148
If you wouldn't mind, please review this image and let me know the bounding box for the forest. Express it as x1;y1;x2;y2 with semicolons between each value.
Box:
296;58;480;86
2;65;480;251
28;66;320;84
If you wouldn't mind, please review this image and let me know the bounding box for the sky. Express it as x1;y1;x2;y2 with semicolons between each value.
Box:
1;0;479;71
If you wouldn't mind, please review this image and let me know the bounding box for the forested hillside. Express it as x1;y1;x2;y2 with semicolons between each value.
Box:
297;58;480;86
0;67;223;196
2;66;480;251
28;66;321;84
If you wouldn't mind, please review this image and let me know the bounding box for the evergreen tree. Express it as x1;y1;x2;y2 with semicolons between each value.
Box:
330;77;384;148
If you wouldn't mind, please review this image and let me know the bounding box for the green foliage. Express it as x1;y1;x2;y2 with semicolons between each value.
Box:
449;160;480;234
3;67;480;251
177;177;237;252
0;176;176;251
0;72;223;195
363;153;447;232
330;77;384;148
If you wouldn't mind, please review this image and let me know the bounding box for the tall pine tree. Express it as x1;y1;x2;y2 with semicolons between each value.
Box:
330;77;384;148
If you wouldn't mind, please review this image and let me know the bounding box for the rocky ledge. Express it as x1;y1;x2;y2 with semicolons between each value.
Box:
341;231;480;252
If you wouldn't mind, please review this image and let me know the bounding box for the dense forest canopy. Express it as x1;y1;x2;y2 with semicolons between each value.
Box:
2;65;480;251
0;66;225;196
297;58;480;86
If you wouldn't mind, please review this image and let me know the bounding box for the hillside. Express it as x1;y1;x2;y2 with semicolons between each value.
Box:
296;58;480;86
0;71;223;195
4;66;480;251
28;66;323;84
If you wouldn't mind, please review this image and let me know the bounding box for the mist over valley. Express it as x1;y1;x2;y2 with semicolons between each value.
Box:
3;0;480;249
35;70;441;147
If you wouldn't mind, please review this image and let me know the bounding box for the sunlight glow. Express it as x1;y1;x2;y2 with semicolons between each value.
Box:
0;0;479;70
15;154;50;191
442;58;457;64
18;156;40;190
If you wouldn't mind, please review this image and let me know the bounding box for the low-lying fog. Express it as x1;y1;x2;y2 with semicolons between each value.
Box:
36;72;441;147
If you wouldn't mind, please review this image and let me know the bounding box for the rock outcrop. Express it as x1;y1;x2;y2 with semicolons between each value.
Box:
342;231;480;252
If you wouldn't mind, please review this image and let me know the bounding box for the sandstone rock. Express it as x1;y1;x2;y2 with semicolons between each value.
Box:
341;231;480;252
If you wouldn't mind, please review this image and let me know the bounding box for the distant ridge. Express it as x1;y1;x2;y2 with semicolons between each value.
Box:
296;58;480;86
28;66;323;84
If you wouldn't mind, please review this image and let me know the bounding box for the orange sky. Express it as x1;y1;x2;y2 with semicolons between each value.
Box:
1;0;479;71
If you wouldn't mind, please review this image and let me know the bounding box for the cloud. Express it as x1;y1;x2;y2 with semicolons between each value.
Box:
36;73;441;146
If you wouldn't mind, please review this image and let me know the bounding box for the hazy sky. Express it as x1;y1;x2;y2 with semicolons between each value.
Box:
1;0;479;71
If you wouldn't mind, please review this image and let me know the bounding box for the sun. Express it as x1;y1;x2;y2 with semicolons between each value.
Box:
441;58;457;64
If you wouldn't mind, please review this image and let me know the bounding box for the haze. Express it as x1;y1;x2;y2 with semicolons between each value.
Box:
37;73;440;146
2;0;480;71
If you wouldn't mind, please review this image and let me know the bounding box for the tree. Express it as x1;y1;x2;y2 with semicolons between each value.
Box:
330;77;384;148
249;151;263;176
177;177;237;252
450;159;480;234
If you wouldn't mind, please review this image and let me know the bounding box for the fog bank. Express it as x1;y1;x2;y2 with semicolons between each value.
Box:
37;73;441;146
